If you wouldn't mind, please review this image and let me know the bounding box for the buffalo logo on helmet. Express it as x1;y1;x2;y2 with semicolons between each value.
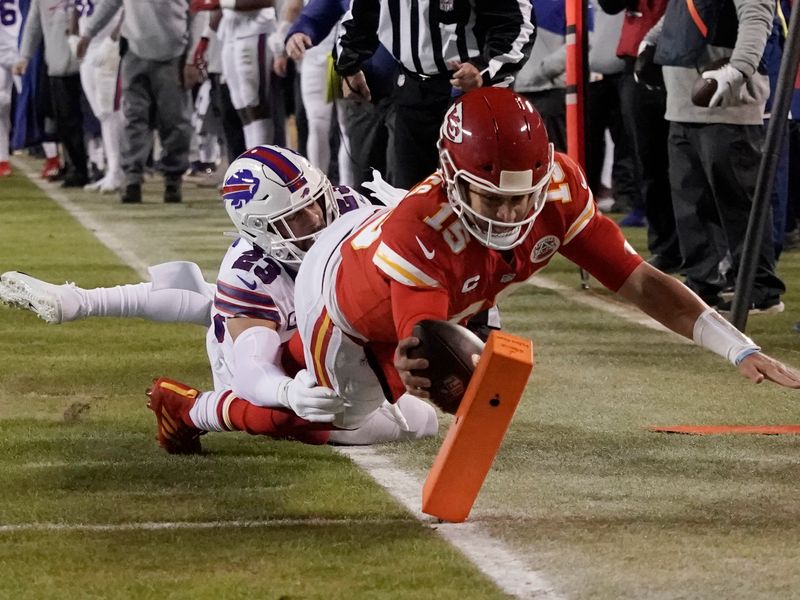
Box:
222;169;261;209
442;102;463;144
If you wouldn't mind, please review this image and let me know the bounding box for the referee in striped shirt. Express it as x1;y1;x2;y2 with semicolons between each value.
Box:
335;0;536;189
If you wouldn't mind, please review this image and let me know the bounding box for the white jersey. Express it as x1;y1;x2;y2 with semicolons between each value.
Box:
206;184;372;390
0;0;21;61
217;7;275;41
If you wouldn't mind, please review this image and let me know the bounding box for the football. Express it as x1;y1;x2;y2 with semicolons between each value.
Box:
407;319;485;414
691;77;718;107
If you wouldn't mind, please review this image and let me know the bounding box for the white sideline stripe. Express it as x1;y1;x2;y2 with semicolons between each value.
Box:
527;275;688;342
336;447;565;600
10;158;151;280
0;518;409;534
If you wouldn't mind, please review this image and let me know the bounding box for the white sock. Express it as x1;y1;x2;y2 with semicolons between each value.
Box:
328;395;438;445
198;133;220;165
188;390;228;431
77;282;211;325
43;142;58;159
242;119;274;148
101;112;124;182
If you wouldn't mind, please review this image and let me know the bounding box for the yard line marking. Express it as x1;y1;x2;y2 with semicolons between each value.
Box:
0;518;411;533
527;275;682;339
336;447;566;600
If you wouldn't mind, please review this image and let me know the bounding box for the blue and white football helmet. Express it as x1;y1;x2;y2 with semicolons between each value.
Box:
221;146;336;265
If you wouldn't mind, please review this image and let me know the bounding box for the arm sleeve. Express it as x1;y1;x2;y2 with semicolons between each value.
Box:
85;0;124;39
286;0;344;46
559;213;643;292
230;326;292;408
390;282;450;340
729;0;774;77
471;0;536;85
334;0;381;76
18;0;42;61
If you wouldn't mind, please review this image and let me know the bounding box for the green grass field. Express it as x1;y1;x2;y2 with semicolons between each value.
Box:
2;160;800;599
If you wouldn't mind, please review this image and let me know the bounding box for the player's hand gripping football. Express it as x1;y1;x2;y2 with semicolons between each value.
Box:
701;63;745;107
281;369;344;423
394;337;431;398
737;352;800;388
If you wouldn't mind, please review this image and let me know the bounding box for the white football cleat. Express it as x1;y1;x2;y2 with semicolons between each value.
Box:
0;272;83;324
98;174;123;194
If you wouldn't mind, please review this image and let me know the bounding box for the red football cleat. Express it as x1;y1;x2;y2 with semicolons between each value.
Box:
0;162;11;177
40;157;62;179
146;377;205;454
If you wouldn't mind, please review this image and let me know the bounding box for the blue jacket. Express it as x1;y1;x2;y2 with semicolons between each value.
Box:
286;0;397;102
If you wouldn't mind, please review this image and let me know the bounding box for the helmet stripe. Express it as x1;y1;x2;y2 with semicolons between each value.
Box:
245;146;307;192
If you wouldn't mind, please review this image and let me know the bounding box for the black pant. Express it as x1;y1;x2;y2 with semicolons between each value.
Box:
668;122;784;303
388;74;452;189
49;74;87;177
586;74;640;210
618;70;680;261
341;96;392;194
520;88;567;153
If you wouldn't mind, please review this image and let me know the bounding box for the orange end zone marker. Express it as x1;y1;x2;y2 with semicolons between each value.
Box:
421;330;534;523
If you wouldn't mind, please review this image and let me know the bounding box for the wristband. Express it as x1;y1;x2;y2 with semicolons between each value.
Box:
219;0;235;8
692;308;760;366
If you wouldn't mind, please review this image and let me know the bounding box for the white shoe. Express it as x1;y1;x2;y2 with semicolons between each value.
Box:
100;178;122;194
99;173;123;194
0;272;83;324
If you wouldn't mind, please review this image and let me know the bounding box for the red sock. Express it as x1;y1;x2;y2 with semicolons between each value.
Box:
218;391;331;445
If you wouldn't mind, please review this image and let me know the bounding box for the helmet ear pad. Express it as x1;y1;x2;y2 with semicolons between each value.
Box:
437;88;554;250
220;145;334;264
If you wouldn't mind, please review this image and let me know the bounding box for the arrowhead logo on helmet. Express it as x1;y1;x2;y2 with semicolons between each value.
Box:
443;102;463;144
222;168;261;209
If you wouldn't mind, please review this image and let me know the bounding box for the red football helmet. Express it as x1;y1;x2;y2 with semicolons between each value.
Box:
438;87;554;250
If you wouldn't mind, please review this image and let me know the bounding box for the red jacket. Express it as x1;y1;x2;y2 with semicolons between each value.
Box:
598;0;669;58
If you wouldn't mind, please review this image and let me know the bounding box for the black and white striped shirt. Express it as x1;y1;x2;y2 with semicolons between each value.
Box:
336;0;536;86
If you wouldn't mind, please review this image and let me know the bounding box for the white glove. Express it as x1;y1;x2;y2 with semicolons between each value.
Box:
361;168;408;207
279;369;344;423
267;31;287;57
702;64;745;108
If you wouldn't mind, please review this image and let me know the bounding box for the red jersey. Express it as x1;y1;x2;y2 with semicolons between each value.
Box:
334;152;643;342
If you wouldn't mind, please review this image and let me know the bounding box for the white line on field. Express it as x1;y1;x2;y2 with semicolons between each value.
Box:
527;275;683;340
336;447;565;600
0;518;410;534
